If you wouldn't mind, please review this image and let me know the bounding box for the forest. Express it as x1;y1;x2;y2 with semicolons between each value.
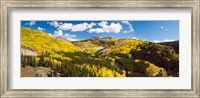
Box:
21;27;179;77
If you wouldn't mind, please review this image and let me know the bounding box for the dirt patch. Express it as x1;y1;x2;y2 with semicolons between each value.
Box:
21;66;52;77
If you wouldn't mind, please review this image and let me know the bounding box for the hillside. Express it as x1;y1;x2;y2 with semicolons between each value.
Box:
108;38;147;55
21;27;179;77
72;37;116;54
160;41;179;54
21;27;82;55
21;27;125;77
95;38;179;76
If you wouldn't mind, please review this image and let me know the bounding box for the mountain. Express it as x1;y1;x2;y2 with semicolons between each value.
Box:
129;42;179;76
95;38;148;56
21;27;125;77
21;27;82;55
95;38;179;76
108;38;147;54
159;41;179;54
72;37;116;54
21;27;179;77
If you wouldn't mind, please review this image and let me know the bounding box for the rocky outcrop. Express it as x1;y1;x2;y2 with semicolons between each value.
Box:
21;48;38;56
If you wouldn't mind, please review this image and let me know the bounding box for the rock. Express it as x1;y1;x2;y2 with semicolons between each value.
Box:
21;48;38;56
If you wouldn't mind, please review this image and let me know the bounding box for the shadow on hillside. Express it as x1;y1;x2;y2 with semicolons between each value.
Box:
59;51;117;70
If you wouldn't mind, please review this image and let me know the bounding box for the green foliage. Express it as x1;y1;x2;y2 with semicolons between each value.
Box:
115;58;165;77
21;27;178;77
130;43;179;76
160;41;179;54
62;64;125;77
21;54;124;77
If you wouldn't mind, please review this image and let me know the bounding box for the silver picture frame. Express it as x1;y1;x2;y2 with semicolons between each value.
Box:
0;0;199;97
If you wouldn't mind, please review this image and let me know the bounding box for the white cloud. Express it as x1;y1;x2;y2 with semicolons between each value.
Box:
57;22;96;32
49;33;52;36
54;30;63;37
53;30;79;41
64;34;77;38
38;27;45;31
153;39;174;43
98;21;108;28
123;31;129;34
160;26;169;32
27;21;36;26
87;22;96;28
121;21;129;24
153;40;161;43
66;37;79;41
89;21;122;33
71;22;96;32
121;21;134;33
109;23;122;33
163;39;174;42
63;33;79;41
48;21;61;27
142;39;147;41
58;23;73;30
132;37;139;40
88;28;104;33
71;23;88;31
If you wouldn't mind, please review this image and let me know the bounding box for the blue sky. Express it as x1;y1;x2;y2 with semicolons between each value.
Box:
21;20;179;42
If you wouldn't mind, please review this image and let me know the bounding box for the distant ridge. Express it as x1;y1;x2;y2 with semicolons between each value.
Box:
159;41;179;54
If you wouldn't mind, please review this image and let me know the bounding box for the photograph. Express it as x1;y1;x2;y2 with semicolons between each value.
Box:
1;0;199;97
21;20;179;77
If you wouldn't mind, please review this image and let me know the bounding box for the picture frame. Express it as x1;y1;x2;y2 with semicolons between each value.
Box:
0;0;199;97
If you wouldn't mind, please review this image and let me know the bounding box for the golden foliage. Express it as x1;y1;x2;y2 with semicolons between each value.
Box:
21;27;82;55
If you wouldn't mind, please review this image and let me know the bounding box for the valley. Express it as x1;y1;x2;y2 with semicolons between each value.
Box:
21;27;179;77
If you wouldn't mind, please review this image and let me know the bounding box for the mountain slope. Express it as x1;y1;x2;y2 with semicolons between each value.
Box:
73;37;116;54
159;41;179;54
21;27;178;77
130;42;179;76
21;27;82;55
95;38;179;76
109;38;147;54
21;27;126;77
95;38;148;58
